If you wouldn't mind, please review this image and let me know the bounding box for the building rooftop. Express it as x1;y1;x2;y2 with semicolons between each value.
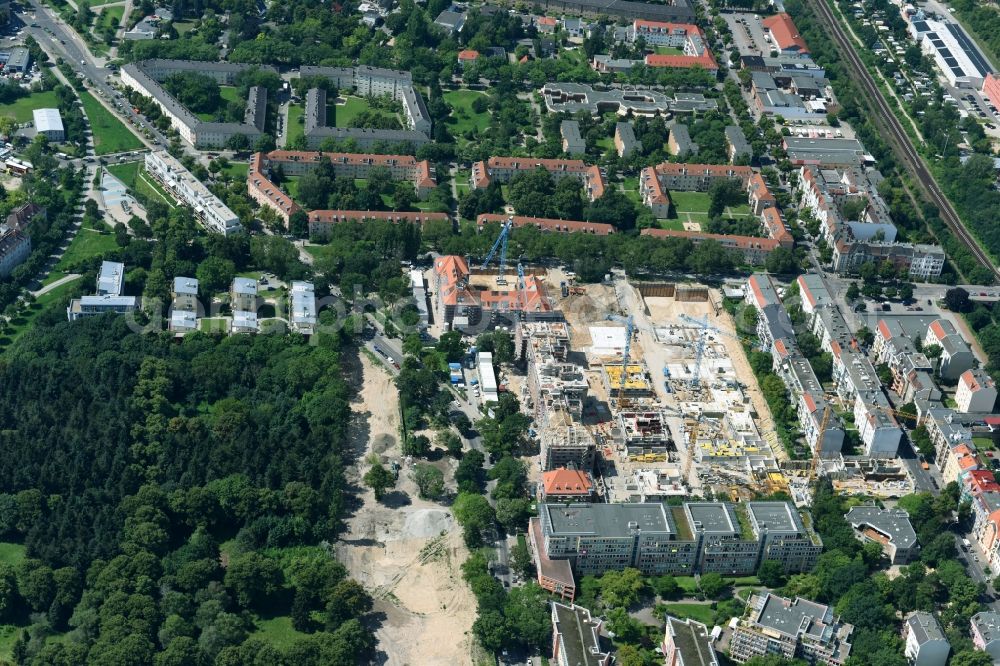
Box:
552;602;610;666
665;615;719;666
844;504;917;550
232;277;258;295
747;502;803;535
906;611;946;645
542;502;672;537
173;276;198;296
33;108;63;134
972;612;1000;644
542;468;594;496
685;502;738;535
97;261;125;296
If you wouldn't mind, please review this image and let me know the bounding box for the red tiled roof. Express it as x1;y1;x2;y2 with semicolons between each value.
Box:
928;319;950;343
762;13;809;53
458;49;480;61
644;52;718;70
640;228;779;252
477;214;615;235
877;319;892;341
542;468;593;495
802;392;817;413
761;207;793;246
309;210;448;225
538;16;557;26
654;163;753;180
640;166;670;206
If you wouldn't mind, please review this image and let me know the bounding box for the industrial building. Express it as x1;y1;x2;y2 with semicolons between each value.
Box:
912;18;992;88
32;108;63;142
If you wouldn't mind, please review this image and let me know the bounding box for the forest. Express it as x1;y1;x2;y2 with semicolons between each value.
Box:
0;317;376;664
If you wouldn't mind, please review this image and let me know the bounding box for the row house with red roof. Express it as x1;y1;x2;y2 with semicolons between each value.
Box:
470;157;606;201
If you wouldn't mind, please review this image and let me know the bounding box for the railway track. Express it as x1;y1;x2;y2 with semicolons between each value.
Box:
804;0;1000;280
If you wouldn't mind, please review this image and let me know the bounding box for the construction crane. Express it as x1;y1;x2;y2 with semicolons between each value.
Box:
480;217;513;284
516;261;528;318
606;314;635;409
677;314;718;390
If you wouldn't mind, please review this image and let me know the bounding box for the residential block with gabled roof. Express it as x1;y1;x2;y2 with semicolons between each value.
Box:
957;368;998;413
541;468;595;502
903;611;949;666
470;156;606;200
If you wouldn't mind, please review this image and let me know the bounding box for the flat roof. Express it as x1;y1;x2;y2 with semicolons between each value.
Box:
844;505;917;550
232;277;258;295
543;502;672;537
33;108;63;133
685;502;737;535
173;276;198;295
747;502;802;534
552;603;609;666
666;616;719;666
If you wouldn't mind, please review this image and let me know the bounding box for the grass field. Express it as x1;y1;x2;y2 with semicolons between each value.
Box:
660;602;715;625
96;5;123;32
444;89;491;135
0;276;83;353
221;162;248;180
334;96;393;128
252;616;309;650
656;218;686;231
107;162;175;206
219;86;243;106
286;102;304;145
668;190;754;219
974;436;996;451
0;542;25;566
653;45;685;55
79;91;143;155
0;90;61;123
455;169;470;196
199;318;229;333
54;229;118;271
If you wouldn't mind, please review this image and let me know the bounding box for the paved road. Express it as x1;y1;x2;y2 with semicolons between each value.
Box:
804;0;1000;282
32;272;81;297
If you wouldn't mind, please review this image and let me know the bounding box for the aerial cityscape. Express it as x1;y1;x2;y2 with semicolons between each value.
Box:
0;0;999;663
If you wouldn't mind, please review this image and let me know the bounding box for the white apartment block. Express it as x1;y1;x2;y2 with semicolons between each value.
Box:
957;368;998;413
145;151;241;235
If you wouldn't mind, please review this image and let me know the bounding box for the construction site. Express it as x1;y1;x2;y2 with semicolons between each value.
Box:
526;273;792;506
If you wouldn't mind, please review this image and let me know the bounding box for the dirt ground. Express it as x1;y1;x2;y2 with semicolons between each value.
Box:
339;353;476;666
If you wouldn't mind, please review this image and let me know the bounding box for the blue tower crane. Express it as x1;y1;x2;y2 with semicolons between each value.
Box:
480;217;513;285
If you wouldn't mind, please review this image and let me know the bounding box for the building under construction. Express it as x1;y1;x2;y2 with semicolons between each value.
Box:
610;411;677;461
602;363;655;403
541;415;598;472
519;322;588;425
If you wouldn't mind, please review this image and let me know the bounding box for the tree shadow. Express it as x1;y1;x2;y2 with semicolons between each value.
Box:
379;490;411;509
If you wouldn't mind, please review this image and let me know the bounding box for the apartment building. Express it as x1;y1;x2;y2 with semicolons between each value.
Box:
172;276;199;312
903;612;949;666
145;151;242;235
0;227;29;277
289;281;316;335
309;210;449;239
971;612;1000;663
231;277;258;312
541;468;595;502
532;501;820;582
432;254;557;329
668;124;698;156
550;602;612;666
470;156;606;201
120;60;275;148
726;125;752;163
541;421;596;471
231;309;259;334
615;122;638;157
521;322;589;425
844;504;918;564
923;319;975;381
662;615;719;666
762;13;810;55
67;261;139;321
561;120;585;155
247;150;437;226
957;368;998;413
476;214;615;236
640;228;780;265
730;593;853;666
301;85;430;150
925;407;975;471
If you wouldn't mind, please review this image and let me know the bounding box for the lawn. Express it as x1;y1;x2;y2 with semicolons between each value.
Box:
79;91;143;154
660;602;715;625
656;218;686;231
974;436;997;451
444;89;491;135
199;318;229;333
0;277;83;353
107;162;175;206
653;45;685;55
219;86;243;106
221;162;248;180
286;102;304;145
0;89;61;123
0;542;25;566
455;169;470;196
669;190;712;214
172;20;197;35
334;96;392;128
53;228;119;271
252;616;309;650
97;5;123;32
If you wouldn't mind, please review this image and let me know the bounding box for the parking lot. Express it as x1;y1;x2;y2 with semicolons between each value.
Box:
724;12;769;57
